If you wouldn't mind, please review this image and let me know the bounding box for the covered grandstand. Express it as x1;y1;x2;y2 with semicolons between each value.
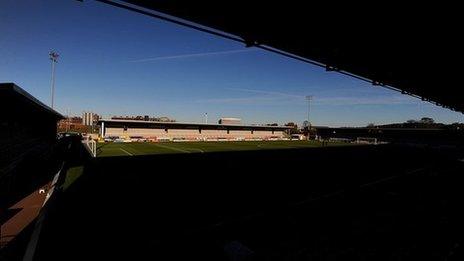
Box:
0;83;63;180
1;83;64;249
98;119;292;141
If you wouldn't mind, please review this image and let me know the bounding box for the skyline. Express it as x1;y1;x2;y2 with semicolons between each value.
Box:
1;0;463;127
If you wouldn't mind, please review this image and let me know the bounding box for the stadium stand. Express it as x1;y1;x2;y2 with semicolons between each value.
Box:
99;119;290;141
4;2;464;259
0;83;63;220
314;127;464;147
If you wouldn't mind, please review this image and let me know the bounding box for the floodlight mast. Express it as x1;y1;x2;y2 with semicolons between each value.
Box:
305;95;313;140
305;95;313;126
49;51;59;109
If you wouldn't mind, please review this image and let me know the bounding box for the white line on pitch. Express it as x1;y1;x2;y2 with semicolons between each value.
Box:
188;148;204;153
155;144;191;153
120;148;133;156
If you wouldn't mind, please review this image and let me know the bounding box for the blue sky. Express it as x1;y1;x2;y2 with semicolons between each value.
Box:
1;0;463;127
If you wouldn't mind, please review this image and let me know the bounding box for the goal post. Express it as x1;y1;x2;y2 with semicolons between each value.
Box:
82;139;96;157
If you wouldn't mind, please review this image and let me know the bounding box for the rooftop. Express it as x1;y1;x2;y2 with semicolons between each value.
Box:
99;118;291;130
0;82;64;119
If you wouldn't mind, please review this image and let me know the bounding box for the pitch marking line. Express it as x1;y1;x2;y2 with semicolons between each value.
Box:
187;148;204;153
155;144;191;153
258;144;293;149
119;148;134;156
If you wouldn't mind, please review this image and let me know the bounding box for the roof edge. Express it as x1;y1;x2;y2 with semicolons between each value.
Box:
98;119;292;129
0;82;65;119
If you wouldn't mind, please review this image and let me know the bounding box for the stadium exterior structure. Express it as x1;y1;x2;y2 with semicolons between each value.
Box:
98;119;292;141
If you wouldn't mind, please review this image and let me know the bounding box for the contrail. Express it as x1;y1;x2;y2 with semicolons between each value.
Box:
128;49;254;63
225;87;304;98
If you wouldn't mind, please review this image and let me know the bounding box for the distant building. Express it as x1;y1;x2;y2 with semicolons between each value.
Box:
70;116;83;124
82;112;94;126
92;113;100;123
218;117;241;125
111;115;175;122
112;116;131;120
58;116;94;133
82;112;99;126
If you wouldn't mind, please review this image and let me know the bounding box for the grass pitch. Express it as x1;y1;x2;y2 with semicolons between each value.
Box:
96;140;352;157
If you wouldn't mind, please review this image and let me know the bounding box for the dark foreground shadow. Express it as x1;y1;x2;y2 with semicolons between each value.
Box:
34;144;464;260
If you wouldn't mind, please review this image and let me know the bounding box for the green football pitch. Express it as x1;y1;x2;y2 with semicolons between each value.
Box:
96;140;353;157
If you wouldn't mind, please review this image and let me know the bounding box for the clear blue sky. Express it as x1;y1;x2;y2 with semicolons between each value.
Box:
1;0;462;127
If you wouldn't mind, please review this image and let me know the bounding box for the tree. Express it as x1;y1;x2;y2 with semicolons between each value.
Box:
302;120;310;129
420;117;434;124
284;122;299;135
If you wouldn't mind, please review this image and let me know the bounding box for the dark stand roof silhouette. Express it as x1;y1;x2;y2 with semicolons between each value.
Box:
0;82;64;120
95;1;464;113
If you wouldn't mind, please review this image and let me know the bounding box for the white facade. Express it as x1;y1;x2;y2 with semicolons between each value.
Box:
100;119;291;141
82;112;94;126
104;127;286;141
